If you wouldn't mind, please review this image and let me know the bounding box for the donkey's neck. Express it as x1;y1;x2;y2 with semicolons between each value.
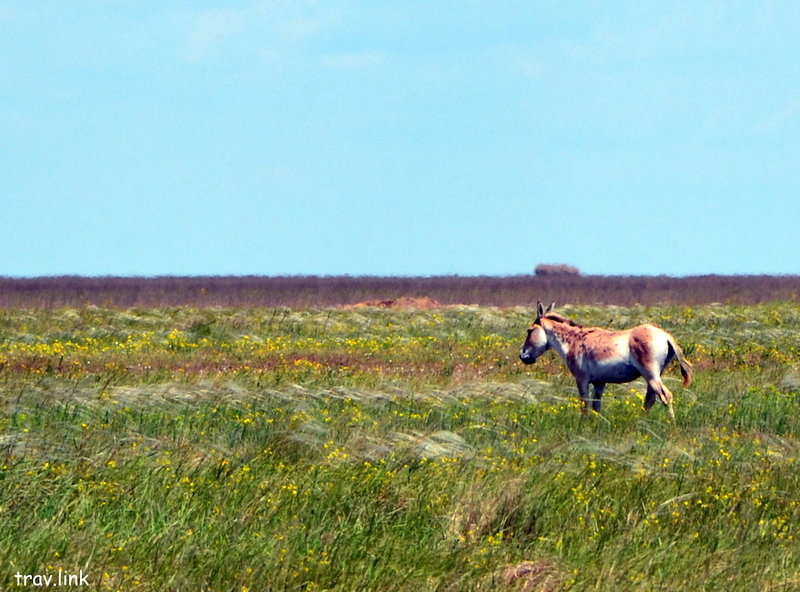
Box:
543;320;579;360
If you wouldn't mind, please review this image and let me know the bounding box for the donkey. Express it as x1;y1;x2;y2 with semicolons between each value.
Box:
519;303;692;418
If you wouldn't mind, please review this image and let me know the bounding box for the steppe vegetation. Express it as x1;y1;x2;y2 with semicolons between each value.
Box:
2;273;799;308
1;284;800;590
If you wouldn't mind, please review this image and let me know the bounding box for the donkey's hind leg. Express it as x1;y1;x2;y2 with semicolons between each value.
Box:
644;378;675;420
643;383;657;410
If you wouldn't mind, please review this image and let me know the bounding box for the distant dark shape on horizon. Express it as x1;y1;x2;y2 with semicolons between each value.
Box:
534;263;581;277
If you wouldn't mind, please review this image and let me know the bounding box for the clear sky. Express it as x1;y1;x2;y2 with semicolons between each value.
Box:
2;2;799;277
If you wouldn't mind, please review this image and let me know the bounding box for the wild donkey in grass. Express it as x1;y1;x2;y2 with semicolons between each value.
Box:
519;303;692;418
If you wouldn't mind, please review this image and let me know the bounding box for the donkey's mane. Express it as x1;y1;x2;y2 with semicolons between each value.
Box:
543;312;583;328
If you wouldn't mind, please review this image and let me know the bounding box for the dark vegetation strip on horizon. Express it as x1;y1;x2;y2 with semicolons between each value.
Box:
1;274;799;309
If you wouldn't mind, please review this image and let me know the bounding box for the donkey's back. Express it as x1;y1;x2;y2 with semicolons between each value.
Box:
580;323;691;387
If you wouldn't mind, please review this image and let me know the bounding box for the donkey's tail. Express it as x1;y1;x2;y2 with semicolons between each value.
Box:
668;336;693;387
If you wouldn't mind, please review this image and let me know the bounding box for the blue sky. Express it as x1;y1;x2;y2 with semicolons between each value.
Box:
2;2;799;277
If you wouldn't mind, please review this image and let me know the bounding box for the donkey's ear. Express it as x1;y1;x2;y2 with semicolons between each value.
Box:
546;302;555;313
537;302;545;318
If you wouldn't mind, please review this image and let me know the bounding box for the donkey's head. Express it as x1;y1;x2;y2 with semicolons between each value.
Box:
519;302;554;364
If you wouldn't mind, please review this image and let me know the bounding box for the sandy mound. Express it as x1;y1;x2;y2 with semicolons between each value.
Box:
352;296;440;310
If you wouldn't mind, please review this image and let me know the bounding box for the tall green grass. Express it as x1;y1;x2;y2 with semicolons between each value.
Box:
1;303;799;590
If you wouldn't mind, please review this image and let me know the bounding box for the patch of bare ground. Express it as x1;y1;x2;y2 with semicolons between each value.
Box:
351;296;441;309
494;560;567;592
447;558;567;592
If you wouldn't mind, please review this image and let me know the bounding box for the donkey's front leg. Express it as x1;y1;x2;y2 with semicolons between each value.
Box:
591;382;606;413
576;378;592;414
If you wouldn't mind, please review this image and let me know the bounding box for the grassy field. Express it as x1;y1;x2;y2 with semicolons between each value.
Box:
1;302;800;591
